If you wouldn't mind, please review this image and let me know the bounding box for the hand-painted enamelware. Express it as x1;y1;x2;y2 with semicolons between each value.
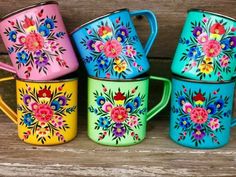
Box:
0;1;79;80
71;9;158;79
170;76;236;149
87;75;171;146
171;9;236;81
0;76;78;145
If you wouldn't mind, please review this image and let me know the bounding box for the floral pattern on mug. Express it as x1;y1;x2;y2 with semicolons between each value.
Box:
80;18;143;78
171;86;231;147
17;84;76;144
88;85;147;144
179;14;236;81
4;9;68;78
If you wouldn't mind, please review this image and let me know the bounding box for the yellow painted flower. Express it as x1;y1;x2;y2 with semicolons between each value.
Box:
199;57;214;74
113;58;127;73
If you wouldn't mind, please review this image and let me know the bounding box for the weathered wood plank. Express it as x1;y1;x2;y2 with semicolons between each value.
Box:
0;118;235;176
0;0;235;58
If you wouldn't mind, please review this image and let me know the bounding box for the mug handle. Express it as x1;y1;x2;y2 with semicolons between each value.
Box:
0;76;17;124
146;76;172;121
231;118;236;127
130;10;158;56
0;62;16;74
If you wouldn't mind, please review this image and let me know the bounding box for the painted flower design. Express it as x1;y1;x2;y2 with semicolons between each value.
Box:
179;14;236;81
18;84;76;144
90;85;145;144
80;18;144;78
4;12;68;78
173;87;228;147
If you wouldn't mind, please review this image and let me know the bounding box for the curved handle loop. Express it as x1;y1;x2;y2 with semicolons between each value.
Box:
0;76;17;124
130;10;158;56
231;118;236;128
147;76;172;121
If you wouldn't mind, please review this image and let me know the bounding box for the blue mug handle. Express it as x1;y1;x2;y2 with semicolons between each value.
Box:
130;10;158;56
231;118;236;127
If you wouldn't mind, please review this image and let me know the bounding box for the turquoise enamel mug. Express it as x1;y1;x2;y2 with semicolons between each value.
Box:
71;9;158;79
170;75;236;149
171;9;236;81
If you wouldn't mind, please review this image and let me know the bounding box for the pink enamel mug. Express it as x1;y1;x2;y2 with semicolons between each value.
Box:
0;1;79;80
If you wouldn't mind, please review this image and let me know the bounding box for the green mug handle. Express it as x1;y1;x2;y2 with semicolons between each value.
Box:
147;76;172;121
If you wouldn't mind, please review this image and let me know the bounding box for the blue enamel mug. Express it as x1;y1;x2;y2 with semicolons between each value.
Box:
71;9;158;79
171;9;236;81
170;75;236;149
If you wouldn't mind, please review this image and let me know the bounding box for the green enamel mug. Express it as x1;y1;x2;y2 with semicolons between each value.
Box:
87;75;172;146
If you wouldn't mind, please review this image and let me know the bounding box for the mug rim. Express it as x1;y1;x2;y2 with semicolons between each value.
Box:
173;74;236;84
188;9;236;22
88;75;149;82
70;8;129;35
0;1;58;22
15;76;78;83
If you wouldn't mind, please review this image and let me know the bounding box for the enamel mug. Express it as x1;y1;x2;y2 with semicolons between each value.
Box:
87;75;171;146
0;76;78;145
71;9;158;79
170;76;236;149
0;1;79;80
171;9;236;81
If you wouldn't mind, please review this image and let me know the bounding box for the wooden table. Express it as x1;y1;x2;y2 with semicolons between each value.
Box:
0;115;236;177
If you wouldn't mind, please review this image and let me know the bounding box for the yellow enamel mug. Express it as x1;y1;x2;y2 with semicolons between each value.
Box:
0;76;78;145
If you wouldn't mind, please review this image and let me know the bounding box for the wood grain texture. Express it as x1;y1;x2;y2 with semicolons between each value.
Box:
0;116;236;177
0;0;235;58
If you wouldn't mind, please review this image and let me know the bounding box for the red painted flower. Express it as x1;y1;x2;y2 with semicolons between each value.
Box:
111;106;128;123
210;23;225;35
114;91;126;104
104;40;122;58
38;88;52;98
190;107;208;124
25;33;44;52
22;17;35;29
203;40;221;57
34;104;53;122
98;26;112;38
193;92;205;105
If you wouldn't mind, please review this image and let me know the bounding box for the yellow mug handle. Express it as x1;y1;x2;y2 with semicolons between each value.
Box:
0;76;17;124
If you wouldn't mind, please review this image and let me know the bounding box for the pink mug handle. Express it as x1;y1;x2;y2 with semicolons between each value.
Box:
0;62;16;74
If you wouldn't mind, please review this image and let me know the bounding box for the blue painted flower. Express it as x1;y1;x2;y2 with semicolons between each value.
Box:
215;99;224;110
8;47;14;54
116;33;125;42
119;26;129;37
192;26;203;37
23;113;33;126
125;102;134;113
187;47;201;60
44;18;55;29
178;96;186;106
9;31;17;42
97;56;109;69
206;104;216;114
51;101;60;111
17;51;29;64
133;96;141;108
38;25;50;37
98;117;110;129
96;96;105;106
56;32;66;38
179;117;190;129
220;38;230;50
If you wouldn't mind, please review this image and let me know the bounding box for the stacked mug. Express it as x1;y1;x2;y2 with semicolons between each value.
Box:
71;9;172;146
0;1;79;145
170;9;236;149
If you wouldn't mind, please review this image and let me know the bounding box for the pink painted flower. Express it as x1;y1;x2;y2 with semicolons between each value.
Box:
219;55;229;67
30;102;38;111
111;106;128;123
191;61;197;67
125;45;137;57
25;32;44;52
87;29;92;35
217;72;221;76
183;102;193;113
104;40;122;58
138;66;143;71
133;62;138;67
98;26;112;38
231;27;236;32
106;73;111;78
208;118;220;130
19;36;26;44
203;40;221;57
190;107;208;124
34;104;53;122
51;115;64;128
203;17;208;23
94;41;104;52
197;32;209;44
127;116;138;128
102;102;113;112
